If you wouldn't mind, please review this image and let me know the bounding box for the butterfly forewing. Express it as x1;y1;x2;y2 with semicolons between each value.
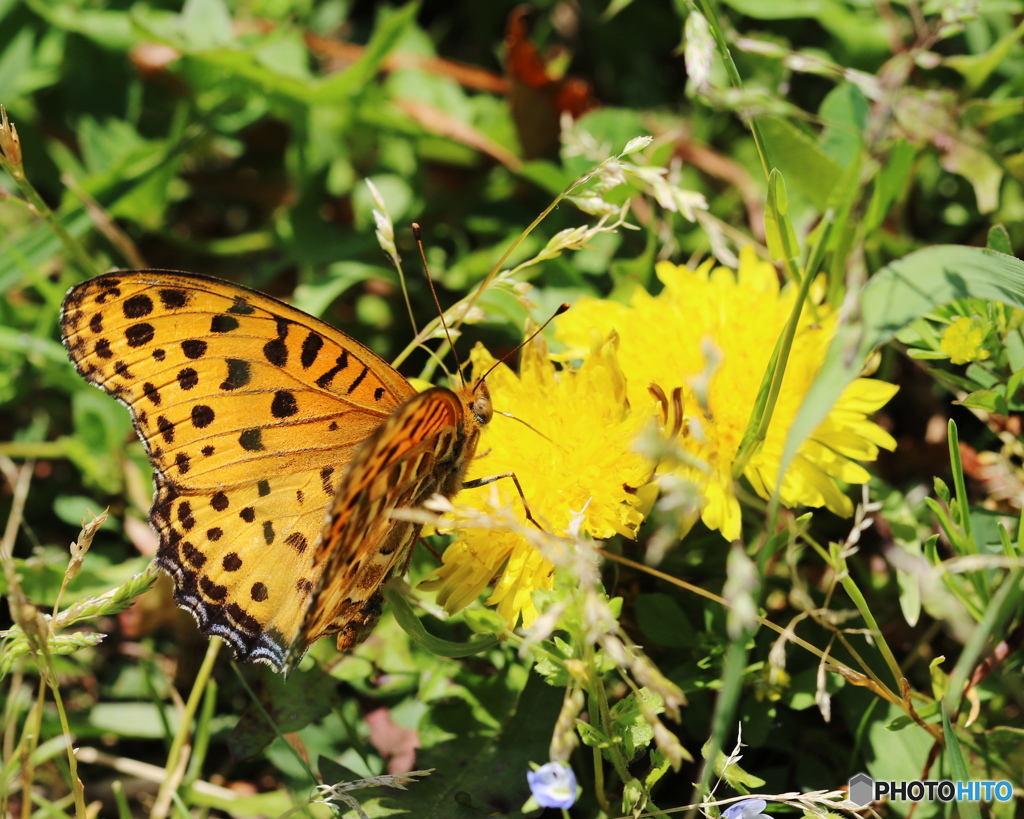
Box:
61;271;417;669
289;386;481;667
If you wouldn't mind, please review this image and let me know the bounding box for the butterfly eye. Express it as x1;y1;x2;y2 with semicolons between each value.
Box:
469;388;493;425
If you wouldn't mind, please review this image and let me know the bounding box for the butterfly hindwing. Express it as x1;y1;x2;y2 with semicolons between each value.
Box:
291;387;478;664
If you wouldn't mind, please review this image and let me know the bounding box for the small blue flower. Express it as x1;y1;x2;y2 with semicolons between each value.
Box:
722;798;773;819
527;762;577;809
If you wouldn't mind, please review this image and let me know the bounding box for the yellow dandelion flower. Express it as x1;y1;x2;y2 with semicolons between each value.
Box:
940;316;991;365
421;335;654;628
555;245;898;540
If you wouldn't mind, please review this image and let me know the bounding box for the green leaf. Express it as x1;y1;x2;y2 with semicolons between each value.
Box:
229;667;336;760
609;688;663;761
987;225;1013;256
942;701;983;819
634;593;695;648
180;0;234;49
89;702;180;738
385;587;500;658
315;3;419;103
819;82;867;167
411;670;563;819
958;389;1007;415
759;117;842;211
945;18;1024;94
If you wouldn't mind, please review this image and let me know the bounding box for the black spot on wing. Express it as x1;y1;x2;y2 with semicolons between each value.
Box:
200;576;228;601
177;368;199;390
157;415;175;444
191;405;214;428
320;466;335;495
315;352;349;388
181;339;207;359
210;314;239;333
178;501;195;531
159;288;188;309
285;532;308;553
263;338;287;366
227;296;255;315
345;366;369;395
123;294;154;319
301;332;323;368
125;323;154;347
239;429;263;451
220;359;251;390
270;391;297;418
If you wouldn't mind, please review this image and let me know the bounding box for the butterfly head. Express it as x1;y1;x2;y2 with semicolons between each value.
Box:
468;379;492;426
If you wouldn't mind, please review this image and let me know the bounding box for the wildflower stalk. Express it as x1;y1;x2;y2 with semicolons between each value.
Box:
150;638;222;819
0;107;101;279
691;0;771;181
43;657;87;818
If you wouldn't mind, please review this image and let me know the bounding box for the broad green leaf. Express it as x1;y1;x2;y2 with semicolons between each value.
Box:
759;117;842;211
987;225;1013;255
229;667;336;760
958;389;1006;415
89;702;180;738
819;82;868;167
411;670;562;819
180;0;234;49
634;593;696;648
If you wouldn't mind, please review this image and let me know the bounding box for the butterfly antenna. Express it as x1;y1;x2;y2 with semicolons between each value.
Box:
476;303;570;386
412;223;465;385
495;410;554;443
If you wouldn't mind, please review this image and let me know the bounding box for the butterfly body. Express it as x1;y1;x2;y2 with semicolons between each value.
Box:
60;270;488;671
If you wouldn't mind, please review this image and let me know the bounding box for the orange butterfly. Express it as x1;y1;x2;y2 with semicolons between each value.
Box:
61;270;491;672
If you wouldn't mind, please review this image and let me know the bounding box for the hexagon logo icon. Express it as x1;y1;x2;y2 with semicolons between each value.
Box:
849;773;874;806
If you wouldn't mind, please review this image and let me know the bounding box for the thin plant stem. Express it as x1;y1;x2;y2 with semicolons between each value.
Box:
391;152;630;374
149;638;223;819
692;0;772;181
0;109;101;279
44;665;87;818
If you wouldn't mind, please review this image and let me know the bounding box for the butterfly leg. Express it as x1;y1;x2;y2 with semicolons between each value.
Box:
462;472;543;530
